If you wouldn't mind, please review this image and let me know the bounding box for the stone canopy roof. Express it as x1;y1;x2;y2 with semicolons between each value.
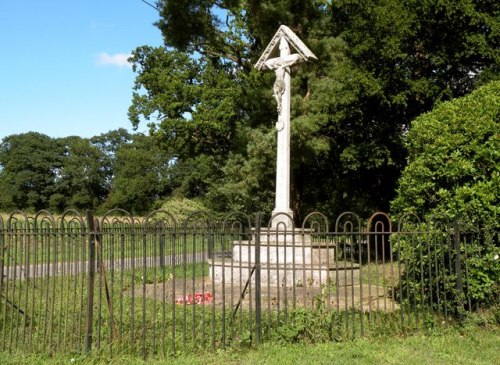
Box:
254;25;317;71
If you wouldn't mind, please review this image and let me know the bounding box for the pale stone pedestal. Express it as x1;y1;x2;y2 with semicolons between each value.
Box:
209;229;360;288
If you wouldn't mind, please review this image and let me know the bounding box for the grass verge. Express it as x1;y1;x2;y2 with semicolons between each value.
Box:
0;325;498;365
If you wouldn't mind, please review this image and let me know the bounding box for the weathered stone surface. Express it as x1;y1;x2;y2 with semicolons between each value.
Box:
255;26;317;229
209;259;360;287
209;232;360;287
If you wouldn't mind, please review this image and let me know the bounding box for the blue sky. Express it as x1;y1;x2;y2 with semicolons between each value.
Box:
0;0;163;140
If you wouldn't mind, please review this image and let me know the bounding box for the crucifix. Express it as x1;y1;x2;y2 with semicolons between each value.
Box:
255;26;317;229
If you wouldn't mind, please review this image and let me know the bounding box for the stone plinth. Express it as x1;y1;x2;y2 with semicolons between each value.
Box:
209;230;360;287
209;260;360;287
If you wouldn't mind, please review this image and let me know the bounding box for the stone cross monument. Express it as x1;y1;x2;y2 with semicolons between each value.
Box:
255;25;317;229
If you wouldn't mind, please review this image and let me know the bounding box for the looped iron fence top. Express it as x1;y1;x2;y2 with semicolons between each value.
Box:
0;209;491;357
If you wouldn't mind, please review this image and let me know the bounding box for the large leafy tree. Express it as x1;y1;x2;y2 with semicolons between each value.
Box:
0;132;62;211
129;0;499;219
52;136;111;211
90;128;133;194
0;131;133;213
90;128;133;161
300;0;499;216
128;45;250;200
103;134;171;214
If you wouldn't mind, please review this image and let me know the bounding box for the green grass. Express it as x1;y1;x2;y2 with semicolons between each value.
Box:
2;261;499;363
3;259;489;357
360;262;400;287
0;325;498;364
0;263;212;353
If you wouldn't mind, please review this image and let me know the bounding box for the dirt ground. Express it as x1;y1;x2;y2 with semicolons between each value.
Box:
131;277;400;312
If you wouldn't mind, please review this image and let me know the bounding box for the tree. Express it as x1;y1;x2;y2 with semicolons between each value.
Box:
54;136;111;211
103;134;171;214
90;128;133;195
331;0;499;121
90;128;133;160
0;133;121;212
301;0;499;216
204;127;276;214
128;45;250;202
392;80;500;306
0;132;62;211
130;0;499;219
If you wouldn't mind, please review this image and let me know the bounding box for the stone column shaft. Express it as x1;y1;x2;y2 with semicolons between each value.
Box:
272;37;293;228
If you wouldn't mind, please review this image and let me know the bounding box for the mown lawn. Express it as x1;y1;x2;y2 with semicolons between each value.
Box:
1;325;498;365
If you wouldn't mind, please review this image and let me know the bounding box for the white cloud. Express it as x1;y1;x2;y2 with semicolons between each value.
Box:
96;52;132;68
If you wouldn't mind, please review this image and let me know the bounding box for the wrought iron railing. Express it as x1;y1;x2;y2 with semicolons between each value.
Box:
0;209;492;357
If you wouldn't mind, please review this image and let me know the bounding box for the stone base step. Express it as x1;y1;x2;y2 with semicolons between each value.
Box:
209;260;360;287
251;228;314;244
231;242;338;265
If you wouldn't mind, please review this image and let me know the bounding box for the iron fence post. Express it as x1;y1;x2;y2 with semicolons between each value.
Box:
160;232;165;269
254;213;262;344
85;210;96;352
453;220;464;319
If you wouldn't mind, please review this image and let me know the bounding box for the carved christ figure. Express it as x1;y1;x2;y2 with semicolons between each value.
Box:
272;66;286;113
264;37;302;130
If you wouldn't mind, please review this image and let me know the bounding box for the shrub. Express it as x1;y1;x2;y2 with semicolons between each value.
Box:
158;197;210;224
392;81;500;307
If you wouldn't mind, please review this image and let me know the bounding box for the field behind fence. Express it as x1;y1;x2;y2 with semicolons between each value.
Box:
0;209;492;358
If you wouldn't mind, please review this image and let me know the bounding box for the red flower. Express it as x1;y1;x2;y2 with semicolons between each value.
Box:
176;292;213;305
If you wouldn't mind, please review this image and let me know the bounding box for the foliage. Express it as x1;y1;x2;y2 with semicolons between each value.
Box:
273;288;339;343
394;226;461;316
392;81;499;227
204;127;276;214
103;134;171;214
55;136;111;210
1;326;499;364
158;197;209;223
0;132;62;211
1;1;498;217
395;228;500;313
392;81;500;307
128;0;499;220
90;128;133;163
0;130;159;214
